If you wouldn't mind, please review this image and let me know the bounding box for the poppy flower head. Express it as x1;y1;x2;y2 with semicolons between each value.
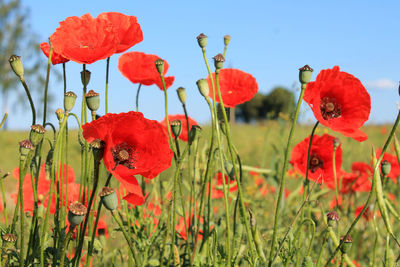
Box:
304;66;371;142
341;162;373;193
376;149;400;183
50;13;119;64
290;134;342;184
206;68;258;107
160;114;198;142
40;42;69;65
97;12;143;53
210;172;238;199
118;51;175;90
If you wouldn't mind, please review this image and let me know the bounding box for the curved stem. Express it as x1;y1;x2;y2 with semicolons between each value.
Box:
135;83;142;112
20;78;36;125
43;45;53;126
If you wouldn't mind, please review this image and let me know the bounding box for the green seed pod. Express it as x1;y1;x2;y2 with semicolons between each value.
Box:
99;187;118;211
299;65;313;85
55;108;64;121
196;33;208;49
196;79;209;98
155;58;165;75
340;235;352;254
68;202;87;228
29;124;46;146
9;55;24;79
327;211;339;228
19;139;34;159
173;245;181;267
64;91;77;113
85;90;100;112
224;35;231;46
171;120;182;139
188;125;202;145
176;87;187;104
213;53;225;71
301;256;315;267
81;69;91;87
381;160;391;177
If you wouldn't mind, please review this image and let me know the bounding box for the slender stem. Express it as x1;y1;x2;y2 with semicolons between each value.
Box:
135;83;142;112
18;158;25;267
304;121;320;196
268;83;307;265
63;63;66;94
43;44;53;126
0;113;8;129
0;172;8;226
105;57;110;114
59;227;74;267
333;146;339;209
20;77;36;125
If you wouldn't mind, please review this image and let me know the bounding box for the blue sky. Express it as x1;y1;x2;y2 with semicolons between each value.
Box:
6;0;400;129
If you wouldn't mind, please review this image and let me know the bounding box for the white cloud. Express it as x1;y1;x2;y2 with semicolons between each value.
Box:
365;78;398;90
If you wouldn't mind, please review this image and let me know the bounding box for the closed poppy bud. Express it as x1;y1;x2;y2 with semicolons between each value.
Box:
340;235;353;254
333;138;341;149
9;55;24;79
176;87;187;104
64;91;77;113
213;53;225;71
155;58;165;75
55;108;64;121
224;35;231;46
381;160;391;177
196;79;209;98
85;90;100;112
19;139;34;159
81;70;91;87
299;65;313;85
171;120;182;139
189;125;202;145
197;33;208;49
68;202;87;228
99;187;118;211
29;124;46;146
327;211;339;227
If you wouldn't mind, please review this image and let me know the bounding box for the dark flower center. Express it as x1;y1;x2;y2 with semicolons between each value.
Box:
111;143;136;170
320;97;341;120
309;154;323;173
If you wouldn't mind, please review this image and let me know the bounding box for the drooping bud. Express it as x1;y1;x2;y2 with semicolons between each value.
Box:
196;79;209;98
213;53;225;71
80;70;91;87
224;35;231;46
68;202;87;228
99;187;118;211
196;33;208;49
9;55;24;79
333;138;341;149
327;211;339;227
249;209;256;227
19;139;34;159
85;90;100;112
91;139;105;164
64;91;77;113
176;87;187;104
340;235;353;254
55;108;64;121
188;125;202;145
29;124;46;146
171;120;182;139
299;65;313;85
155;58;165;75
381;160;391;177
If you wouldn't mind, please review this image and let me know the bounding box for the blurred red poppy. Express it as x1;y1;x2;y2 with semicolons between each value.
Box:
210;172;238;199
82;111;173;205
40;42;69;65
97;12;143;54
160;114;198;142
206;68;258;107
304;66;371;142
50;13;119;64
376;149;400;183
355;205;373;221
341;162;373;193
290;134;342;184
118;51;175;90
175;212;204;241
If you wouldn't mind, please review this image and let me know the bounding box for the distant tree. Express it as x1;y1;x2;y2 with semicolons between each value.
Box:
235;93;265;123
0;0;47;129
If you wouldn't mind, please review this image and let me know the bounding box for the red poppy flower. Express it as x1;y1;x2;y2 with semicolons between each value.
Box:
118;51;175;90
290;134;342;184
376;149;400;183
160;114;198;142
50;13;119;64
97;12;143;54
175;212;204;241
341;162;373;193
304;66;371;142
206;68;258;108
40;42;69;65
82;111;173;205
210;172;238;199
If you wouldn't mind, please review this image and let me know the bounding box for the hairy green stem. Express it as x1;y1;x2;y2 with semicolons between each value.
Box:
20;77;36;125
135;83;142;112
42;44;53;126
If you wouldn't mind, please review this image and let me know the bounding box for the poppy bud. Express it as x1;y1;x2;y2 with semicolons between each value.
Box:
327;211;339;227
64;91;77;113
29;124;46;146
196;79;209;98
224;35;231;46
340;235;353;254
188;125;202;145
299;65;313;85
333;138;341;149
171;120;182;139
197;33;208;49
68;202;87;228
19;139;34;159
213;53;225;71
55;108;64;121
155;58;165;75
381;160;391;177
91;139;105;163
81;70;91;87
85;90;100;112
99;187;118;211
9;55;24;80
176;87;187;104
